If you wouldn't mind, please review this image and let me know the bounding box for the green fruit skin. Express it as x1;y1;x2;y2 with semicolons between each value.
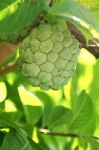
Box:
18;23;80;90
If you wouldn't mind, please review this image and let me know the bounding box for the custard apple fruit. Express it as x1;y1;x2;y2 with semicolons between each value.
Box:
18;23;80;90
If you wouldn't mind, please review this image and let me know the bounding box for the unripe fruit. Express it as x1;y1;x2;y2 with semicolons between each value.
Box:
18;23;80;90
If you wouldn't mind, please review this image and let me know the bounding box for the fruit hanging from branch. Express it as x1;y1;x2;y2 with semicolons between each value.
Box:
18;23;80;90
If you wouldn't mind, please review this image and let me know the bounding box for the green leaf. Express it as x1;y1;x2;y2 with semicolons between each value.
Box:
87;138;99;150
1;111;22;123
68;91;95;134
0;0;44;33
48;106;73;128
0;113;19;129
23;105;43;125
48;0;99;40
93;10;99;28
0;129;32;150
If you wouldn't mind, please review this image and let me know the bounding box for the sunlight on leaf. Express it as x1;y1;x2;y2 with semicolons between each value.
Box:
0;82;7;102
32;127;39;143
5;99;17;112
18;86;43;125
77;0;99;11
0;0;20;21
77;49;96;90
45;89;62;104
5;72;17;85
18;86;42;106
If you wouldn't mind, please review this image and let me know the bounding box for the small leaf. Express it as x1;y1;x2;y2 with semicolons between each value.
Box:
48;106;73;128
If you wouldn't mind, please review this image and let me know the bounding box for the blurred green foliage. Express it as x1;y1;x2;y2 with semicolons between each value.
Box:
0;48;99;149
0;0;99;149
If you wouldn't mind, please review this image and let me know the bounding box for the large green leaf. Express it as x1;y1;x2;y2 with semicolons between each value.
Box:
68;91;95;134
0;129;33;150
0;129;45;150
0;0;44;33
48;106;73;128
48;0;99;40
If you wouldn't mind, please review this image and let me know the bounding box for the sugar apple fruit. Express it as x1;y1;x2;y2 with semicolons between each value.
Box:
18;23;80;90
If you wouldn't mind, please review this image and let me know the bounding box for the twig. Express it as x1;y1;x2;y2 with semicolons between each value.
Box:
0;61;18;76
39;128;99;141
0;42;19;64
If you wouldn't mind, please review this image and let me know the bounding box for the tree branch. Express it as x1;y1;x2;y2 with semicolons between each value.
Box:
67;22;99;58
39;128;99;140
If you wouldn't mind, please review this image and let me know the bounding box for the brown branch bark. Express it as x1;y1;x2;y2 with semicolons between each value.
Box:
0;42;19;64
0;42;19;76
0;61;18;76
